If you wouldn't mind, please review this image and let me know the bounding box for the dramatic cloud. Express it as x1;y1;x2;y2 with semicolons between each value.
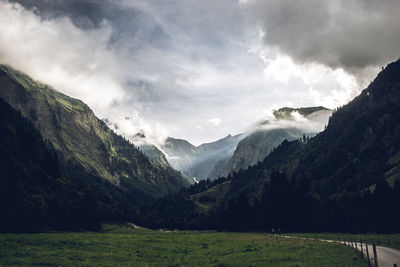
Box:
1;0;398;145
241;0;400;80
0;1;123;110
0;0;169;146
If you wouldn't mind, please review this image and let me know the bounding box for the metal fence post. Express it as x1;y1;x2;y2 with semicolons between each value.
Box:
373;241;378;267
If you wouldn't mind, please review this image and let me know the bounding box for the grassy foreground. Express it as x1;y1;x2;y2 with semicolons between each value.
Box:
0;225;366;266
286;233;400;250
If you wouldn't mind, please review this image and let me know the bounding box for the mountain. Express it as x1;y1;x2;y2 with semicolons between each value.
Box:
222;58;400;201
0;65;188;231
208;107;332;180
102;122;172;169
0;96;144;232
161;137;198;171
289;59;400;196
140;58;400;233
161;134;242;181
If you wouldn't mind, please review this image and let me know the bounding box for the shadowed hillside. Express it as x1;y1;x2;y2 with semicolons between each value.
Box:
0;65;189;232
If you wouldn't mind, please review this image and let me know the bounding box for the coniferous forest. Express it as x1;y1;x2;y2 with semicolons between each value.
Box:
140;171;400;233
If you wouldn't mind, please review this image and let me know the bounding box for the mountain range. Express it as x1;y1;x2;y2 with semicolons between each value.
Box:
129;107;331;183
2;57;400;233
140;58;400;233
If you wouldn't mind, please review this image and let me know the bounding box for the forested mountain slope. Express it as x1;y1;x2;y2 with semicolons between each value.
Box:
0;97;138;232
0;65;189;231
208;106;331;180
0;65;187;199
140;58;400;233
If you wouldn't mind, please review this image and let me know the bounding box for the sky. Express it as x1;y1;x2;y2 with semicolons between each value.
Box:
1;0;399;145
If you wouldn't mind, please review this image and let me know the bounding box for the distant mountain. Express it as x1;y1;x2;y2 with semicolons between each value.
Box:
100;127;243;182
107;106;330;183
161;137;198;171
208;107;332;180
161;134;242;181
0;65;188;231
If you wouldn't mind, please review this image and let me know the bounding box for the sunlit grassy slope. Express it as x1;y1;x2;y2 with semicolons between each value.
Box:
0;226;366;266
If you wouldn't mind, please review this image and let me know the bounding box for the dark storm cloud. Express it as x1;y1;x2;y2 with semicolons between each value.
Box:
241;0;400;75
10;0;107;27
10;0;172;48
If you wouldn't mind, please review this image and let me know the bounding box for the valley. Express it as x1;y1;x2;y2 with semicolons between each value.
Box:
1;1;400;264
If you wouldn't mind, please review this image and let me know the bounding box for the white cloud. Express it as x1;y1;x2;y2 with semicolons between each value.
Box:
107;111;169;147
207;118;222;127
0;0;167;145
256;50;360;109
0;1;124;112
251;109;333;136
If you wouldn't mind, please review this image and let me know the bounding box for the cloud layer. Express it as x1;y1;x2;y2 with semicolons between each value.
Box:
1;0;399;145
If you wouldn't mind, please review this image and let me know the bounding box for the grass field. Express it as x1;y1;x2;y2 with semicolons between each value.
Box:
0;225;367;266
286;233;400;250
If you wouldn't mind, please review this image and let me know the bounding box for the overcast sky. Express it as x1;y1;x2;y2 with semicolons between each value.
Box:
1;0;399;145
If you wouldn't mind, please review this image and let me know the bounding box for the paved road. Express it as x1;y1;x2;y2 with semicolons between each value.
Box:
283;235;400;267
342;240;400;267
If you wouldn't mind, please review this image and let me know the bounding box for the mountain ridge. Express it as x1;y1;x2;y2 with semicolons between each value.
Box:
208;106;332;180
0;64;188;201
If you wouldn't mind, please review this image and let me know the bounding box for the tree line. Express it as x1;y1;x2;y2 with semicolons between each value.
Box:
139;170;400;233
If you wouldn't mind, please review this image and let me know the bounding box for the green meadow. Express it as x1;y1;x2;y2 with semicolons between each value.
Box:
0;225;367;266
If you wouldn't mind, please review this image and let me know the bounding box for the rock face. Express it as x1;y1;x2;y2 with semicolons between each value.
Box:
139;144;171;168
208;107;332;180
0;65;188;200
